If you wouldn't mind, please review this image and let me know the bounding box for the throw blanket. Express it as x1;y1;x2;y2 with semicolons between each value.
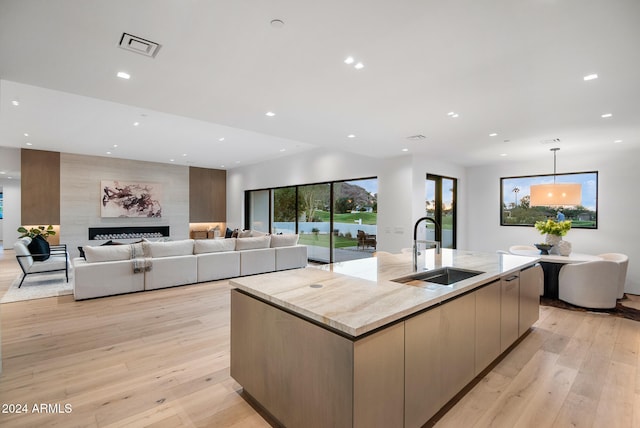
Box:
131;243;152;273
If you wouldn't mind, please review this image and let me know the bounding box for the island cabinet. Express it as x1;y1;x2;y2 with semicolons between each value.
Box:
519;264;543;336
230;290;405;428
230;251;541;428
475;279;502;375
500;272;520;352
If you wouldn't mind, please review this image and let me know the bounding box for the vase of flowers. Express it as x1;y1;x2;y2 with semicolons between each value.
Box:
534;219;572;256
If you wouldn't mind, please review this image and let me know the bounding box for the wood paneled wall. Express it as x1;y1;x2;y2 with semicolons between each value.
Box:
189;167;226;222
21;149;60;225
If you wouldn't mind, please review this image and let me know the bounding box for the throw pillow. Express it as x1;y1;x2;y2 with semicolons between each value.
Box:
28;235;50;262
225;227;233;238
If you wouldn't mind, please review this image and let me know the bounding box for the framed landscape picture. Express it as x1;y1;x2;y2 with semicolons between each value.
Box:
500;171;598;228
101;180;163;218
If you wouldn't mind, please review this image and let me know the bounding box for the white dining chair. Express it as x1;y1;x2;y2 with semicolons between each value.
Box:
558;260;619;309
597;253;629;299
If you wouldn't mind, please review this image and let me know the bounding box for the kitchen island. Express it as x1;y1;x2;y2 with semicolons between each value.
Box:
230;249;541;428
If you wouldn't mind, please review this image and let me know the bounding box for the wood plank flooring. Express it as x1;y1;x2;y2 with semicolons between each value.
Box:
0;247;638;427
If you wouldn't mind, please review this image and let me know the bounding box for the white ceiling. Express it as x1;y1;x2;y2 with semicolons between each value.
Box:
1;0;639;180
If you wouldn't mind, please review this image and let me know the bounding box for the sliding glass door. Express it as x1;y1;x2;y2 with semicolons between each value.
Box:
245;177;377;263
426;174;457;249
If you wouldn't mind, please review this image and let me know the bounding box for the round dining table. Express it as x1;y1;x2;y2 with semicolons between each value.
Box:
509;248;603;299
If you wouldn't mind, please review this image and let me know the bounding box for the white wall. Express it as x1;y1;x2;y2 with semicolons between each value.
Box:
227;149;468;254
60;153;189;258
467;147;640;295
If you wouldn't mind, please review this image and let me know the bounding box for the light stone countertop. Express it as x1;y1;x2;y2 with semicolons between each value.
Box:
230;249;540;337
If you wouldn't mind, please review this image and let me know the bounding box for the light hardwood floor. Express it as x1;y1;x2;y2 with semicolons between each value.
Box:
0;247;638;427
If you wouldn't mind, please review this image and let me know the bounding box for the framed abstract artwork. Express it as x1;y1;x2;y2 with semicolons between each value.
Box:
101;180;162;218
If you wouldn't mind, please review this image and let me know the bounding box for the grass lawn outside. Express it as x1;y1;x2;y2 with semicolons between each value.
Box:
299;233;359;248
313;210;377;225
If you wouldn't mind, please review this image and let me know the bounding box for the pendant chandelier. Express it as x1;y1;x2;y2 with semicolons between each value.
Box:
530;148;582;207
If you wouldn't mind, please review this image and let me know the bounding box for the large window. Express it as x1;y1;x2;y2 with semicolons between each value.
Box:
246;177;377;263
500;171;598;228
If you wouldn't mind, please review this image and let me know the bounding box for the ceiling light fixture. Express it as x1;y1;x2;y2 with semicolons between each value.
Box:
583;73;598;81
219;137;225;142
614;139;623;143
106;151;112;155
489;133;498;137
265;111;276;117
347;134;356;138
113;144;118;148
500;153;508;157
133;122;140;126
344;56;354;64
117;71;131;80
279;148;286;152
354;62;364;70
402;148;409;152
11;100;19;106
23;133;29;137
170;159;175;162
530;148;582;207
601;113;612;118
25;142;32;146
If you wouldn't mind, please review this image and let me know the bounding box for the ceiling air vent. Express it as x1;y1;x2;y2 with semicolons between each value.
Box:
406;134;426;140
540;138;561;145
118;33;161;58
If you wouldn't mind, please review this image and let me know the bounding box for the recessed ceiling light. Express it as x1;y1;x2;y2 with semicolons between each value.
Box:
117;71;131;79
0;171;5;174
170;159;175;162
402;148;409;152
347;134;356;138
614;139;623;143
279;148;286;152
354;62;364;70
220;165;225;168
11;100;19;106
133;122;140;126
447;112;455;116
489;133;498;137
7;177;12;179
113;144;118;148
265;111;276;117
106;151;112;155
218;137;225;142
25;142;32;146
583;73;598;81
601;113;613;118
182;153;187;157
23;133;29;137
452;113;459;118
500;153;508;157
344;56;354;64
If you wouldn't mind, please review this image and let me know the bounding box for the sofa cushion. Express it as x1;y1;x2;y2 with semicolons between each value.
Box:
146;239;194;258
84;245;131;263
270;234;299;248
235;235;271;251
238;229;252;238
194;238;236;254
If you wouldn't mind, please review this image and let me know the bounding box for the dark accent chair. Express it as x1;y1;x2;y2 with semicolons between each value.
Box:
357;230;377;250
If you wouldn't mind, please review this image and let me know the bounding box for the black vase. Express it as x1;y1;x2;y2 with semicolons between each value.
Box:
28;235;51;262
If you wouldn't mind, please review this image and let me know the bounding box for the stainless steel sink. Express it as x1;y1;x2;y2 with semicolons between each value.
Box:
392;267;484;287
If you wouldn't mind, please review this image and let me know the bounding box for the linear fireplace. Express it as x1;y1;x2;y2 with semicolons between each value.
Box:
88;226;170;241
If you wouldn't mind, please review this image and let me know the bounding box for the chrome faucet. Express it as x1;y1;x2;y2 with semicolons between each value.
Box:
413;216;441;271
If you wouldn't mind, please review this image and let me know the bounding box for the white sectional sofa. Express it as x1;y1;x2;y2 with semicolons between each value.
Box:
73;234;307;300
